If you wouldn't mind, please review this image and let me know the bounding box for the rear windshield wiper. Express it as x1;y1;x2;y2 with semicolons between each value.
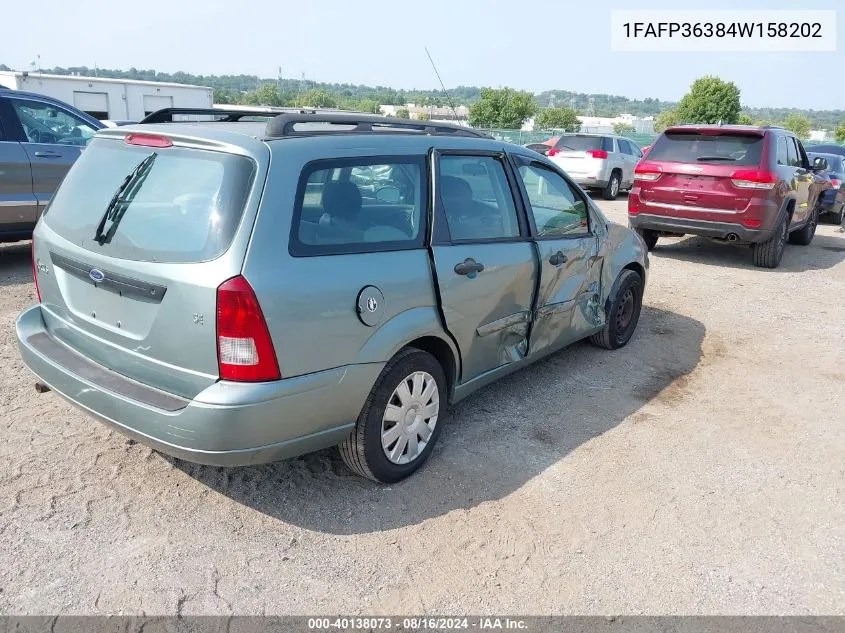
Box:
696;156;738;162
93;152;158;245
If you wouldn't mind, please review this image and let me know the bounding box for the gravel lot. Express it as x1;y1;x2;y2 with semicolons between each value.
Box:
1;199;843;615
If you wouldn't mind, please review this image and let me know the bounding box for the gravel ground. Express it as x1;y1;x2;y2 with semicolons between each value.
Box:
1;199;843;615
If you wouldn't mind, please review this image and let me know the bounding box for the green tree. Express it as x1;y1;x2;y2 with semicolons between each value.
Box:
213;88;239;104
674;76;742;124
241;83;284;107
416;112;430;121
468;87;537;129
535;107;581;132
836;122;845;143
653;109;680;134
754;119;775;127
299;88;337;108
612;122;636;136
782;114;812;139
356;99;381;114
737;113;754;125
395;107;410;119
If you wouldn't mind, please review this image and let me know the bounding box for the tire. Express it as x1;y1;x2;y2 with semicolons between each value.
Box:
590;269;644;350
831;208;843;225
339;348;447;483
602;171;621;200
752;213;788;269
789;206;818;246
635;227;659;251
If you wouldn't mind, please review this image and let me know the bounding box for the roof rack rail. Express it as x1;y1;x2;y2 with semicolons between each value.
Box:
140;107;317;124
264;112;489;139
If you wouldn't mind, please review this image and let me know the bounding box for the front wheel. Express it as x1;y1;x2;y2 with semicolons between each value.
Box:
789;207;818;246
590;269;644;350
339;348;446;483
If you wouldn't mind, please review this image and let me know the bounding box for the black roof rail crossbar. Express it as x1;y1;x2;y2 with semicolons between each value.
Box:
264;112;489;139
140;107;314;124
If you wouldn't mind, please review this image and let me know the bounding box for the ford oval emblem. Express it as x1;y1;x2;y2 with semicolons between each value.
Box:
88;268;105;283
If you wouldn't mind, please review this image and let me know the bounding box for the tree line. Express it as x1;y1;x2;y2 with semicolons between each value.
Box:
1;64;842;139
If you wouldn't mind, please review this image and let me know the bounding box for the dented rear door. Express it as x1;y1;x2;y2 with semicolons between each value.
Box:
430;150;538;384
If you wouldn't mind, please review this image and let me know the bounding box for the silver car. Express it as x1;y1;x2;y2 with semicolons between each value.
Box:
17;111;649;482
547;133;643;201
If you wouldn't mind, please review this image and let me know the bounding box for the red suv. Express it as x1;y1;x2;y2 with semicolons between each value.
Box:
628;125;830;268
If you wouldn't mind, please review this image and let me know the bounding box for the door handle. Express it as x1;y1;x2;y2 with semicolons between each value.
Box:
34;151;61;158
549;251;568;266
454;258;485;276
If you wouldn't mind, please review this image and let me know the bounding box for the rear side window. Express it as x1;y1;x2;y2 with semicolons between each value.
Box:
786;137;800;166
776;137;788;165
647;132;764;166
44;138;255;263
292;156;425;256
438;155;520;241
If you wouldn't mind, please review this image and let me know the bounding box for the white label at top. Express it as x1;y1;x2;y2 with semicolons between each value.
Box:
611;10;837;52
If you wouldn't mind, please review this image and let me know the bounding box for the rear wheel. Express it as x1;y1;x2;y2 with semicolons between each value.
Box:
789;206;818;246
635;227;659;251
602;171;621;200
339;348;446;483
590;269;644;350
752;214;788;268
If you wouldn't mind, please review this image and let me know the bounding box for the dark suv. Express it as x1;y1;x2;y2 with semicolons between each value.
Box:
628;125;831;268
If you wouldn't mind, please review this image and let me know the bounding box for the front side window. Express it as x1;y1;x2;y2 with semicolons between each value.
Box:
516;163;590;237
293;157;425;255
438;155;520;241
9;98;97;146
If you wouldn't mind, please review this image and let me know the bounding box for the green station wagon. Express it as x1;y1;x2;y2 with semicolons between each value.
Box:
17;110;649;482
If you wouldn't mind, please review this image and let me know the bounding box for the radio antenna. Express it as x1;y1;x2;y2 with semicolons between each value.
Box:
425;46;459;121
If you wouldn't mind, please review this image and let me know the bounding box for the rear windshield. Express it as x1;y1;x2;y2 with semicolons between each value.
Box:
810;154;844;173
647;132;764;166
43;138;256;263
556;135;610;151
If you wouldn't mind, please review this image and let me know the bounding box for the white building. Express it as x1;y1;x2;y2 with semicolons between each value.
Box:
0;71;213;121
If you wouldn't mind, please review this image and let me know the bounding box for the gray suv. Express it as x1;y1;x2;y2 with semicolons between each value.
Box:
17;110;649;482
0;88;103;241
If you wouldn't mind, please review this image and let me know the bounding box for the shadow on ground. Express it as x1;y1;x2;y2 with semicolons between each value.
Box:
0;241;32;289
174;305;705;535
650;231;845;273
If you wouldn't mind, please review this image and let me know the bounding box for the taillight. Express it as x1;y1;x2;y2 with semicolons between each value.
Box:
547;148;560;157
216;276;280;382
742;218;762;228
831;178;841;188
586;149;608;159
125;133;173;148
31;240;41;303
634;162;663;182
730;170;777;190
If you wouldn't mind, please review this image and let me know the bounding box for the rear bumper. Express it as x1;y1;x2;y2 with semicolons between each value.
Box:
628;213;773;243
16;304;383;466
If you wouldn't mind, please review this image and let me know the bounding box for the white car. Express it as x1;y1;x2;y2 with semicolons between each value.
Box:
546;133;643;200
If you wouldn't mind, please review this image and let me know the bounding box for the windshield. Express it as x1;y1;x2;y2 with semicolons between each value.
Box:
648;132;764;166
44;138;256;263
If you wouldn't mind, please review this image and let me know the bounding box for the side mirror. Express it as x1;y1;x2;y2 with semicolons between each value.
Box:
812;157;828;172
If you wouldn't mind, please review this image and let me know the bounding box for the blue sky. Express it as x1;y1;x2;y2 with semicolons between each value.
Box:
3;0;843;109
